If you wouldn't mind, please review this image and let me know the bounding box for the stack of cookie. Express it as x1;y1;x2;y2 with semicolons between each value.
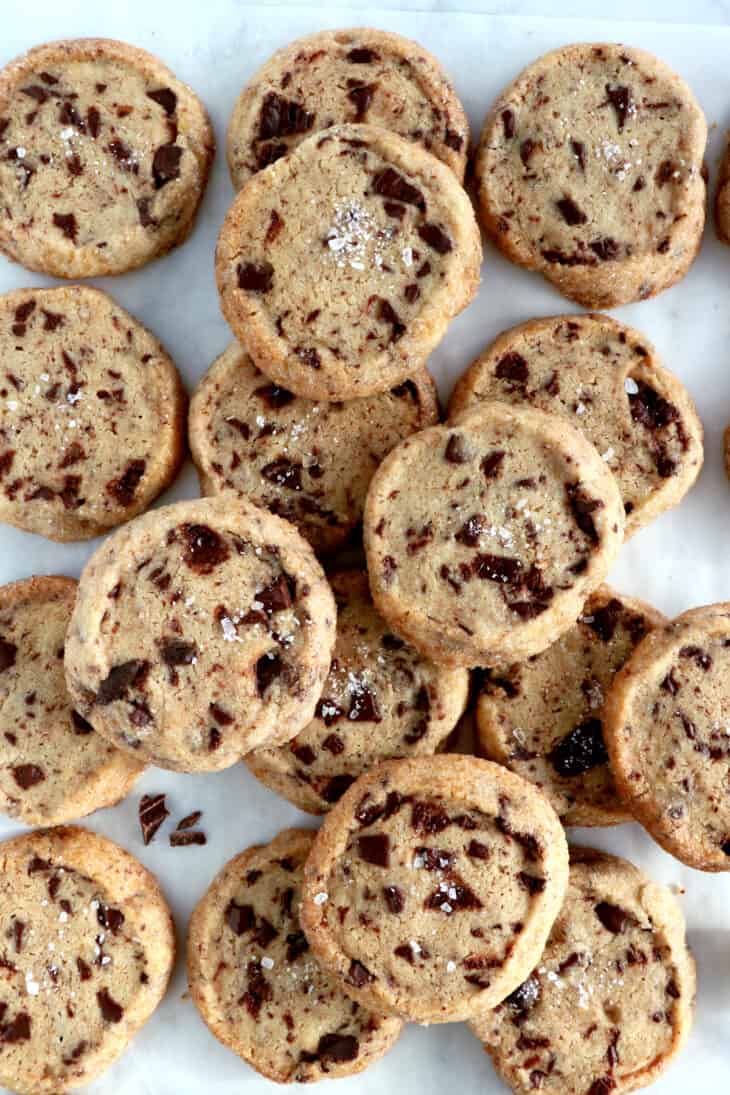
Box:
0;24;723;1095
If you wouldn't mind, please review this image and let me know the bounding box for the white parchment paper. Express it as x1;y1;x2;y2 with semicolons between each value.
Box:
0;4;729;1092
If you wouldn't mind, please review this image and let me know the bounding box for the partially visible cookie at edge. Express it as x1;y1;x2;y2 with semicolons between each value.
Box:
188;827;403;1083
0;37;214;278
189;344;439;555
448;313;703;537
227;27;469;188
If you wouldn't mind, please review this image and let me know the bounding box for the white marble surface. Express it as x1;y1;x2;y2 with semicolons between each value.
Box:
1;4;730;1093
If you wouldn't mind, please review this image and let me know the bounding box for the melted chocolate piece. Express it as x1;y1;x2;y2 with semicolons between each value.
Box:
417;223;452;254
595;901;632;934
97;988;124;1023
147;88;177;116
548;719;608;777
152;143;182;188
237;261;274;292
357;833;390;867
258;92;314;140
556;197;587;225
0;640;17;672
316;1033;359;1066
565;482;604;544
96;660;148;705
12;764;44;789
106;459;146;507
178;523;230;574
372;168;425;210
604;84;633;131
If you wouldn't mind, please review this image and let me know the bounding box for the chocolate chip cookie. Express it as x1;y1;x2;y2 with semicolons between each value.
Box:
476;587;665;827
364;403;625;669
245;570;469;813
474;44;706;308
448;314;703;537
471;847;695;1095
64;496;337;773
0;37;214;277
604;602;730;871
0;575;143;826
188;827;403;1083
227;28;469;188
715;137;730;245
0;285;186;542
188;344;439;555
216;122;481;401
0;825;175;1094
301;755;569;1024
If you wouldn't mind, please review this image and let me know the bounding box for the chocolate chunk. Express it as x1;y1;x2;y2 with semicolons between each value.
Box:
87;106;101;138
628;380;679;432
565;482;604;544
321;774;355;803
586;599;622;642
175;811;202;832
495;352;529;385
347;47;380;63
237;261;274;292
20;85;49;104
417;223;452;254
12;764;44;789
482;450;506;479
383;885;405;913
71;710;93;735
595;901;632;934
169;830;206;847
179;523;230;574
347;959;373;987
97;989;124;1023
445;434;468;464
424;879;482;912
590;237;621;261
588;1080;616;1095
347;83;375;121
604;84;632;130
519;872;546;894
256;141;287;169
466;840;490;860
520;138;536;165
556;197;587;225
500;108;516;140
348;682;381;723
226;900;255;935
96;660;148;705
139;793;168;845
0;640;16;672
455;514;487;547
256;573;296;613
549;719;608;776
316;1033;359;1066
52;212;77;242
0;1011;31;1042
286;931;309;962
254;382;295;409
106;459;145;507
679;645;712;670
372;168;425;210
256;651;286;696
76;957;91;981
96;904;124;933
416;847;454;870
108;139;135;168
505;975;541;1013
412;800;450;834
473;553;522;585
137;197;156;227
377;298;405;343
357;833;390;867
261;458;302;491
258;92;314;140
152;143;182;188
242;964;272;1019
160;639;198;667
147;88;177;115
571;140;586;170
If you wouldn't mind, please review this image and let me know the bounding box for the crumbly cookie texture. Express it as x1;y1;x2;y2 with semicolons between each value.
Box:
216;122;481;401
471;847;695;1095
301;756;569;1024
0;576;142;826
188;827;403;1083
476;586;665;827
0;285;186;542
364;403;625;669
245;570;468;813
0;37;214;278
604;602;730;871
189;344;439;555
0;825;175;1094
64;496;337;773
474;43;706;308
448;314;703;538
227;27;469;188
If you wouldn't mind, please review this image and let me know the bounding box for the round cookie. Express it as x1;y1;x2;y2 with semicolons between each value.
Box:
476;586;665;828
216;122;481;401
604;602;730;871
448;314;704;537
64;496;337;773
364;403;625;669
474;44;706;308
0;285;186;542
301;755;570;1025
188;827;403;1083
0;575;143;826
0;825;175;1094
227;28;469;188
188;344;439;555
245;570;469;813
0;37;214;278
471;847;695;1095
715;137;730;245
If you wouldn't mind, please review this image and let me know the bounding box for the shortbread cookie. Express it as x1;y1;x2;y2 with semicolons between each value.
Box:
364;403;624;669
301;755;569;1024
227;28;469;188
188;827;403;1083
189;344;439;555
471;847;695;1095
216;123;481;401
448;314;703;537
0;286;186;541
65;496;336;773
477;587;665;827
0;576;142;826
0;37;214;278
474;44;706;308
715;138;730;245
246;570;469;813
604;603;730;871
0;825;175;1094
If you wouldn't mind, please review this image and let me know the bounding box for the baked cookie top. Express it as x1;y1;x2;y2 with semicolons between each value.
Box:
64;496;336;773
604;602;730;871
0;575;142;826
189;344;439;555
0;37;214;278
364;403;624;668
0;825;174;1094
187;827;403;1083
227;27;469;187
301;756;569;1024
0;286;185;541
471;847;695;1095
216;123;481;401
476;586;665;827
245;570;469;813
474;43;706;308
448;314;703;537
